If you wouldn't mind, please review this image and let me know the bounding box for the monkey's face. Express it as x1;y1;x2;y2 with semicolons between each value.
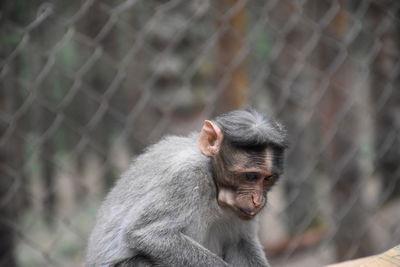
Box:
198;119;284;220
213;147;279;220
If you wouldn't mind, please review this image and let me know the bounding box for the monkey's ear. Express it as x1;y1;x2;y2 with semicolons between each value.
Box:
199;120;223;156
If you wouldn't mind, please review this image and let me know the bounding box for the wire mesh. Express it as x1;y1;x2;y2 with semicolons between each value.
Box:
1;0;399;266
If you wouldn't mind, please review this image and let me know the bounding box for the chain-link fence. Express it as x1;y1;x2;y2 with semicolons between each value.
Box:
1;0;400;266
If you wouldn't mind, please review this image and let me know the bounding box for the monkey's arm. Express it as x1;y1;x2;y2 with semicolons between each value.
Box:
126;226;230;267
224;238;269;267
123;177;231;267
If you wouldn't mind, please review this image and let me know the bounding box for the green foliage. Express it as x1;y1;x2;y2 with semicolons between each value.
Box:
256;32;271;59
25;134;43;181
0;26;24;58
57;39;78;71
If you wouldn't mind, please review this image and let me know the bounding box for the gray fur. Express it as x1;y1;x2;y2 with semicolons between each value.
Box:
213;108;287;149
86;133;270;267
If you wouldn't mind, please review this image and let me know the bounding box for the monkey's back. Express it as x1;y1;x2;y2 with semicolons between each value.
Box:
86;134;220;266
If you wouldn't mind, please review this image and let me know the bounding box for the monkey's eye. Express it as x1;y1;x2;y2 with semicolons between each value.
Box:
264;175;273;181
264;174;276;182
245;172;260;182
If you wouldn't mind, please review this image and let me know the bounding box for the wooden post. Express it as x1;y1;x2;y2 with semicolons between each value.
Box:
215;0;249;114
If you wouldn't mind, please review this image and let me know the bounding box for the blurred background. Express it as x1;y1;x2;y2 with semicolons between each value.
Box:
1;0;400;266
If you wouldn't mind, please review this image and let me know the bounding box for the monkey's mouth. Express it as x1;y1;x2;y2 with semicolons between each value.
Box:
235;207;257;220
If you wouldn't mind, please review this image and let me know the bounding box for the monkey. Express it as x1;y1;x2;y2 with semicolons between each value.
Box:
86;109;287;267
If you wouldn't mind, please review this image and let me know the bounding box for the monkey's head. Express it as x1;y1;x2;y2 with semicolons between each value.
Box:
199;109;287;220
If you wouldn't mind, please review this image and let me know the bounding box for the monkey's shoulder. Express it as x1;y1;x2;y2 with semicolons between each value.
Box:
139;134;208;175
110;134;213;200
143;133;200;161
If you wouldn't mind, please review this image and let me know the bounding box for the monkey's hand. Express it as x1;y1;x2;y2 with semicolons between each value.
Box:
126;228;230;267
224;238;270;267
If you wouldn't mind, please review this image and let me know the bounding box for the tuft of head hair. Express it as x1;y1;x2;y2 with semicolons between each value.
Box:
213;108;288;150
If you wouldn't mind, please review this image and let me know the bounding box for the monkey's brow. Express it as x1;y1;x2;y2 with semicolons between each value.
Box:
228;167;272;176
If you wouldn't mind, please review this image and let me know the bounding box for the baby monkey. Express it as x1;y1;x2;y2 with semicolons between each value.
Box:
86;109;287;267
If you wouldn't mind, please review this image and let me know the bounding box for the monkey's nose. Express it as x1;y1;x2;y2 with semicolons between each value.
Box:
252;194;264;208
